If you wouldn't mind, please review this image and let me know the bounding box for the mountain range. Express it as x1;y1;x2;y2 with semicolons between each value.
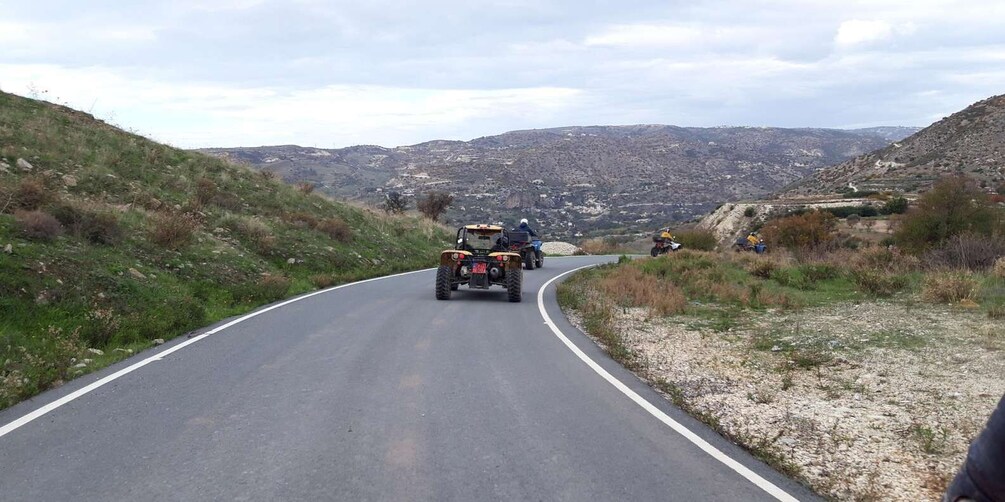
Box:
202;125;917;237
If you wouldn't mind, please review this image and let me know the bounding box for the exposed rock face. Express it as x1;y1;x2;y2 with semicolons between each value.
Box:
201;125;897;238
782;94;1005;197
698;199;878;247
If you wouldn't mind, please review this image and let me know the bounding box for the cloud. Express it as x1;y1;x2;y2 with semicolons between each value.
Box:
1;0;1004;147
834;20;894;47
584;24;703;48
0;63;583;147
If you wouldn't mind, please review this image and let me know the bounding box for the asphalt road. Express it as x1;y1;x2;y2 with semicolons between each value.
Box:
0;256;819;501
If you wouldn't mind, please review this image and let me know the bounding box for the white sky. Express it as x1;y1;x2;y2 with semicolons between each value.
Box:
1;0;1003;148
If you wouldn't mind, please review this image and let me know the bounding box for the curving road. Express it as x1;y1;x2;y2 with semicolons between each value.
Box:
0;256;818;501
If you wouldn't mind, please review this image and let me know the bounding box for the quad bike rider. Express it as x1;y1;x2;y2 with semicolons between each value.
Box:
509;218;544;269
435;224;524;302
735;232;767;254
650;227;682;257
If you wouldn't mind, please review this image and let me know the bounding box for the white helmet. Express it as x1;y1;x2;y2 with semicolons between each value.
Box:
520;218;528;225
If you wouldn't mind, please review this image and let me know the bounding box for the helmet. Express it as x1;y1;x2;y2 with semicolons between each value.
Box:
520;218;528;225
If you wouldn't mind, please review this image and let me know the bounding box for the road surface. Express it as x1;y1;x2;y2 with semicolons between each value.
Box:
0;256;818;501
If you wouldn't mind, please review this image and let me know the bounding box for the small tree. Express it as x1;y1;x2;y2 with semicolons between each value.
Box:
760;210;837;250
382;191;408;214
417;191;453;221
894;177;1002;252
880;196;908;215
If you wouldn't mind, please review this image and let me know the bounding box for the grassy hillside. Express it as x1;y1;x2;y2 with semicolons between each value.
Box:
0;91;452;409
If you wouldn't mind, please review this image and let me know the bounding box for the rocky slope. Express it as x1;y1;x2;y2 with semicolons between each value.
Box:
202;126;902;238
782;95;1005;197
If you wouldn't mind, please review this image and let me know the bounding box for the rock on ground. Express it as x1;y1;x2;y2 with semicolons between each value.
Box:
541;241;580;255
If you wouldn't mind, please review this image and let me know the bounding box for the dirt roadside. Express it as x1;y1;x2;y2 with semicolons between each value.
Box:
565;301;1005;501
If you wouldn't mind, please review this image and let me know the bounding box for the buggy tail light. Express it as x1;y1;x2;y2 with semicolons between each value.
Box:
452;253;459;260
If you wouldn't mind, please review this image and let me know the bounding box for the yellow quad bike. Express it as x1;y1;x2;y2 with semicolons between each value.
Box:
435;224;524;302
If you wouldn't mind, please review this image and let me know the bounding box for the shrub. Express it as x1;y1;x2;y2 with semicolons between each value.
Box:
895;176;1002;252
382;191;408;214
258;169;279;181
993;257;1005;279
743;207;756;217
580;237;622;255
761;210;837;250
194;177;217;205
880;196;909;215
745;258;778;279
770;268;813;290
825;206;878;219
317;217;352;242
224;215;275;254
296;182;315;195
52;202;123;245
210;191;242;210
675;229;717;251
233;274;291;303
852;269;908;296
236;217;271;241
149;212;196;249
417;191;453;221
798;263;841;282
283;211;319;229
988;303;1005;319
852;247;920;274
922;271;979;304
14;176;55;210
921;233;1005;271
846;214;862;226
15;210;63;240
309;273;338;289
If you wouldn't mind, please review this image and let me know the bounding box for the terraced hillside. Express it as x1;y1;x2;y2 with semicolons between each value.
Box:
202;125;903;238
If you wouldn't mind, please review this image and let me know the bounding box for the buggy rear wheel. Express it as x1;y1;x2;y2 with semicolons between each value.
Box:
435;265;452;300
650;246;659;257
524;253;535;270
506;268;522;302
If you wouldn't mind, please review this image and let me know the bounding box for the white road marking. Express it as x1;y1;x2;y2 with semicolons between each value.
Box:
0;268;433;440
537;264;800;502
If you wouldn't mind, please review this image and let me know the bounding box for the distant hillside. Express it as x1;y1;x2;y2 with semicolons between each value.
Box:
783;95;1005;197
847;126;921;142
0;91;451;409
202;125;896;237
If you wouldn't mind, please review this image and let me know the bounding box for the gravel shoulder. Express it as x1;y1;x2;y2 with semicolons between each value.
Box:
566;300;1005;501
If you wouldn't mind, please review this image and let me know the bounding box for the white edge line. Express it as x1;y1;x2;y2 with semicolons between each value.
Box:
538;264;800;502
0;267;433;440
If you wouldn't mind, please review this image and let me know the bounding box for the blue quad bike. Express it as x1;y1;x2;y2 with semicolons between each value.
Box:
508;231;544;270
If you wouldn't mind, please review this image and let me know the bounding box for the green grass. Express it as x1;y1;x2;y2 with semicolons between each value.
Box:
0;91;453;409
